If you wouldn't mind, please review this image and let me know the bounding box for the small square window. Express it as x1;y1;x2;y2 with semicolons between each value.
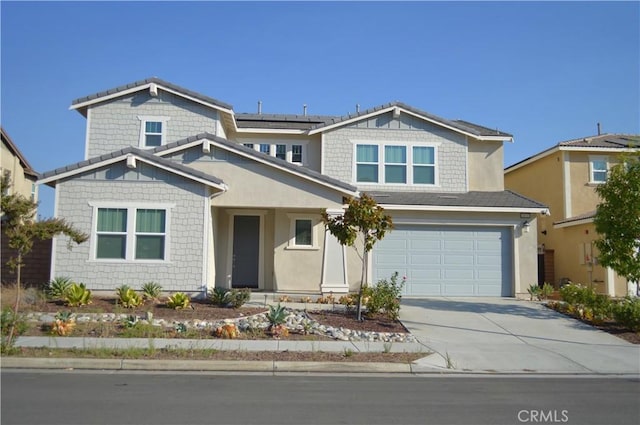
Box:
590;158;608;183
295;219;312;246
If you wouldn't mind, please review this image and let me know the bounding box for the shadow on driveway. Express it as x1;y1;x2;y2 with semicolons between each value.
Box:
401;297;553;319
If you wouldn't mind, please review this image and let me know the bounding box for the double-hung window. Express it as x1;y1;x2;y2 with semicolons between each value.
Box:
356;144;379;182
94;205;169;261
275;144;287;160
138;116;169;148
292;145;303;164
242;142;307;165
356;143;437;185
589;156;608;183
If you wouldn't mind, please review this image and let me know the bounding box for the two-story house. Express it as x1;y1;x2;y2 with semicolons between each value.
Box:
39;78;547;298
1;127;38;202
505;134;640;297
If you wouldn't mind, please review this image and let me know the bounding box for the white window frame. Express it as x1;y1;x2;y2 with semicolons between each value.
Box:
89;202;174;263
238;139;309;165
589;155;608;184
286;214;320;250
138;116;170;148
353;141;439;186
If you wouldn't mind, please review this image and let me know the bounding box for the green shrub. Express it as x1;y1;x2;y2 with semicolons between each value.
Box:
47;277;72;299
116;285;143;308
208;287;251;308
363;272;405;320
141;282;163;301
527;284;542;301
64;283;92;307
559;283;613;322
540;282;554;300
166;292;190;310
613;297;640;332
1;307;28;353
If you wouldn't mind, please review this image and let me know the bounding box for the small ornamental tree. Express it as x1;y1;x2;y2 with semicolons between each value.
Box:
321;193;393;320
1;171;88;346
594;153;640;295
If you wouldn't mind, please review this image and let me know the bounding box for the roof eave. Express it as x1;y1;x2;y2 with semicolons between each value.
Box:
379;204;550;214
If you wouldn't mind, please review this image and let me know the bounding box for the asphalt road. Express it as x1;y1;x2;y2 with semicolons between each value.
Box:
1;371;638;425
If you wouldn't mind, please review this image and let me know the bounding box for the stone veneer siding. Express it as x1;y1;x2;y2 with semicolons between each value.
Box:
53;172;207;292
323;113;468;192
87;90;220;158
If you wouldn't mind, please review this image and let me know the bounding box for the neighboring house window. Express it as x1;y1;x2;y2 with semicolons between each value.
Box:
413;146;436;184
138;116;169;148
589;156;608;183
356;143;437;185
356;144;379;182
286;214;319;249
276;144;287;160
93;204;170;261
292;145;303;164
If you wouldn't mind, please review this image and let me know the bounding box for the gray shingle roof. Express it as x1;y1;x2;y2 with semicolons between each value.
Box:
558;134;640;149
308;101;513;138
39;146;225;187
1;127;38;178
152;133;358;193
368;190;547;209
71;77;233;111
235;113;339;130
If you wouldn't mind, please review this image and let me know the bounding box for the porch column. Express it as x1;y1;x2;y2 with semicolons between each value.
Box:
605;267;616;297
320;208;349;294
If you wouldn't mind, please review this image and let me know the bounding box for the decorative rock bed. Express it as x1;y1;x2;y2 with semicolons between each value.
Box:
23;310;417;343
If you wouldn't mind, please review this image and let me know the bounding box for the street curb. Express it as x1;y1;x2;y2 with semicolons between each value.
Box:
0;357;413;374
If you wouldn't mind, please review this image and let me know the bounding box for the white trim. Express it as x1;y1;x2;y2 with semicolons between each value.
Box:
606;267;616;297
137;116;170;148
588;155;609;184
320;133;326;175
379;204;550;214
38;153;227;191
308;105;513;142
225;210;267;290
70;82;235;116
83;108;92;160
352;140;440;187
88;202;174;263
154;138;358;196
235;128;307;135
50;185;60;280
202;194;211;292
511;225;519;296
553;217;594;229
285;214;321;250
562;151;572;218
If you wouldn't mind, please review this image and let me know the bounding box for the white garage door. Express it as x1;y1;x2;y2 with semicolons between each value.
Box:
372;225;512;296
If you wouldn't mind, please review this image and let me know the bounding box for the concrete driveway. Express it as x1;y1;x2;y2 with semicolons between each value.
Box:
400;297;640;374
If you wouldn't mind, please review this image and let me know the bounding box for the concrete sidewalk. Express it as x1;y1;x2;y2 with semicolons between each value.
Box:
400;297;640;374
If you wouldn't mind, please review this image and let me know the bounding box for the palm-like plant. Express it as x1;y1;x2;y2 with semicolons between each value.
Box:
266;304;289;338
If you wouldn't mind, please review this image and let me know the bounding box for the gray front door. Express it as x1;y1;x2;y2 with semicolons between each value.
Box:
232;215;260;288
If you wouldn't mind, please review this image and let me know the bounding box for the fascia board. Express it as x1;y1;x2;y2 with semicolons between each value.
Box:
235;128;307;135
380;204;550;215
553;217;594;229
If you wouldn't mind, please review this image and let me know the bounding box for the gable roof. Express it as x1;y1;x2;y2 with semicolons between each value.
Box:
38;146;227;191
152;133;359;196
1;127;38;178
505;133;640;173
306;101;513;141
369;189;549;214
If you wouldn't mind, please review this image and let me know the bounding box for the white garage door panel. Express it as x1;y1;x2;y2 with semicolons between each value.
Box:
372;225;512;297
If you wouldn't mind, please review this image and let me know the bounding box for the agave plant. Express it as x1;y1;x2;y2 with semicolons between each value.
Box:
266;304;289;338
208;287;251;308
166;292;191;310
116;285;143;308
47;277;72;300
64;283;92;307
141;282;163;302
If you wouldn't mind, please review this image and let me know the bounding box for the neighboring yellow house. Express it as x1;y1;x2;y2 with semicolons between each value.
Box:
1;127;38;202
505;134;639;297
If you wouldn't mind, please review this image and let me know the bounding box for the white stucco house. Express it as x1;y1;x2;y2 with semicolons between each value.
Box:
39;78;547;298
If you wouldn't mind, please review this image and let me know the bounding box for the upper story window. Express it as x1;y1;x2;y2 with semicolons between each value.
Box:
589;156;608;183
243;142;307;165
355;143;437;185
93;204;170;262
138;116;170;148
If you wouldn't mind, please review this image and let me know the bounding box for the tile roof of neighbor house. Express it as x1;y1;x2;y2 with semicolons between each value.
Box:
71;77;234;111
505;133;640;171
369;190;548;210
554;210;596;226
1;127;38;178
152;133;358;193
307;101;513;138
39;146;225;188
235;113;339;130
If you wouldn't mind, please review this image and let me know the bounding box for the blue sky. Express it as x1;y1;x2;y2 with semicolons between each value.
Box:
2;1;639;218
